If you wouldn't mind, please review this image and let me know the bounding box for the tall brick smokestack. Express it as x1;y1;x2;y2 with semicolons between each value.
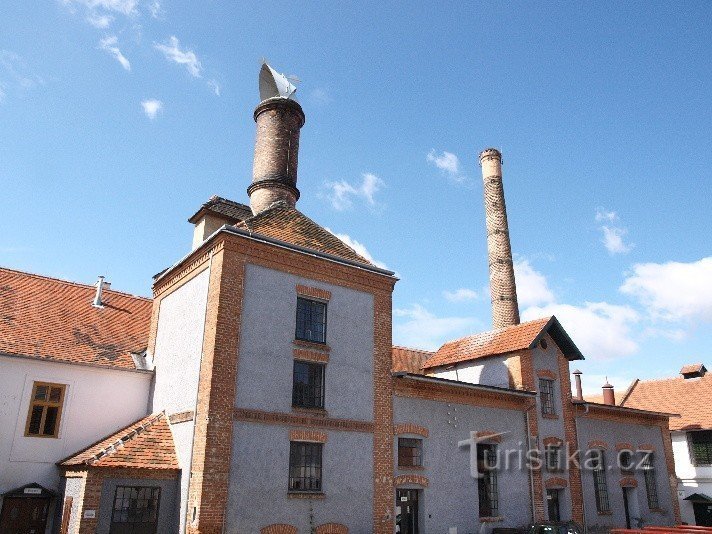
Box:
479;148;520;329
248;65;305;215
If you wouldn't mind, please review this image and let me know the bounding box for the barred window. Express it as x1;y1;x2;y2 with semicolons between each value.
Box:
288;442;322;493
477;444;498;517
689;430;712;466
642;452;660;509
110;486;160;533
296;297;327;344
591;450;610;513
398;438;423;467
539;379;556;416
25;382;66;438
619;450;634;474
545;445;562;471
292;361;325;409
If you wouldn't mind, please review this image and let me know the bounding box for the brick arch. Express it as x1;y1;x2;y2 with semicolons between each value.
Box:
587;439;608;450
545;476;569;489
620;477;638;488
615;442;634;451
394;423;429;438
394;474;429;487
315;523;348;534
261;524;297;534
543;436;564;447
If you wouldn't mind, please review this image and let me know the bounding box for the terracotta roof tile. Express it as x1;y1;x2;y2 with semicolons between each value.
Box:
188;195;252;224
0;267;151;370
392;346;434;374
60;412;178;469
680;363;706;376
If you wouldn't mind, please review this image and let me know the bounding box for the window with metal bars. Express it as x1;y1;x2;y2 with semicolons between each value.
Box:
688;430;712;466
292;361;325;409
619;450;634;474
539;378;556;416
295;297;327;344
591;450;610;513
110;486;161;534
642;452;660;509
288;442;322;492
25;382;66;438
545;445;562;471
398;438;423;467
477;444;499;517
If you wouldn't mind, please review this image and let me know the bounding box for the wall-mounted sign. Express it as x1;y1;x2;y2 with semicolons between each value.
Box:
83;510;96;519
24;487;42;495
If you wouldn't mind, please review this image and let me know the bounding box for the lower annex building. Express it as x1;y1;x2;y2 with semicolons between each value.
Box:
0;64;680;533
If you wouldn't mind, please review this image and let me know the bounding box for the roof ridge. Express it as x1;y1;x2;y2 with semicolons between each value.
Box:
393;345;436;354
0;266;151;302
208;195;250;208
438;316;552;347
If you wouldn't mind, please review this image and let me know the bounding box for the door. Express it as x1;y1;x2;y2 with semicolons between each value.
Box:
693;502;712;526
0;497;50;534
546;489;561;521
396;489;419;534
623;488;631;529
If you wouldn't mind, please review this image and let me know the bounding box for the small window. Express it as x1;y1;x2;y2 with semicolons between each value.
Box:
295;297;327;344
25;382;66;438
619;450;634;474
689;430;712;466
539;378;556;416
591;450;610;513
642;452;660;509
398;438;423;467
477;444;498;517
292;361;325;409
545;445;562;471
110;486;161;532
288;442;322;493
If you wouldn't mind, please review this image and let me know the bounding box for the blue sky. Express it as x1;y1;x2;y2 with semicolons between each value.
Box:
2;1;711;394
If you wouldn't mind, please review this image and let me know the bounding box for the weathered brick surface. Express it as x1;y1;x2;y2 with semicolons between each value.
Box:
619;476;638;488
393;474;429;487
289;428;328;443
293;347;329;363
315;523;348;534
295;283;331;301
393;423;429;438
545;476;569;489
260;524;297;534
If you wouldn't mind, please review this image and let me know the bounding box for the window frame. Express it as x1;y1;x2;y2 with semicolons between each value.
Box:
292;360;326;410
591;449;610;513
545;444;562;472
641;452;660;509
539;378;556;416
24;381;66;438
288;441;323;493
109;485;161;532
477;443;499;518
397;437;423;468
295;297;327;344
688;430;712;466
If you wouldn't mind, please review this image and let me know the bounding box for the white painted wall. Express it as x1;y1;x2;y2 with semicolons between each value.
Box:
430;356;510;388
672;431;712;525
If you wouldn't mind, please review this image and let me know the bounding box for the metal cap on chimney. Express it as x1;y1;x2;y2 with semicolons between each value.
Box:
602;378;615;406
572;369;583;401
92;276;106;308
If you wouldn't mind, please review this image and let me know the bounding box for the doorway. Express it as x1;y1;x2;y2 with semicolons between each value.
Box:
396;489;419;534
546;489;561;521
693;502;712;526
0;496;51;534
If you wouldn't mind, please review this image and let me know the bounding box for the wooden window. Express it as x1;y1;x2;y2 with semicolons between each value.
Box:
591;450;610;513
25;382;66;438
642;452;660;509
477;444;498;517
545;445;562;471
288;442;322;493
110;486;161;534
688;430;712;466
295;297;327;344
292;361;325;409
398;438;423;467
539;378;556;416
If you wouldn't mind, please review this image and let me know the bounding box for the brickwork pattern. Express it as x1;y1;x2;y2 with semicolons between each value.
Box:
519;349;545;521
619;477;638;488
543;436;564;446
260;525;297;534
393;423;429;438
235;407;373;432
615;442;634;451
295;284;331;301
545;477;569;489
289;428;327;443
315;523;348;534
536;369;558;380
393;474;429;487
475;430;503;443
293;348;329;363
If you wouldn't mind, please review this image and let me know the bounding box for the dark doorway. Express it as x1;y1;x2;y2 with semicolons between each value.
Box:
623;488;632;529
0;496;51;534
694;502;712;527
546;489;561;521
396;489;419;534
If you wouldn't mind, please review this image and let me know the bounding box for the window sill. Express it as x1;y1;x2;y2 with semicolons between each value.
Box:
292;406;328;417
597;511;612;516
649;508;666;514
541;413;559;420
479;516;503;523
397;465;425;471
287;492;325;500
293;339;330;352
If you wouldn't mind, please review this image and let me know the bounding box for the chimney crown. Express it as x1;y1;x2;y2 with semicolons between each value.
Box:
602;378;616;405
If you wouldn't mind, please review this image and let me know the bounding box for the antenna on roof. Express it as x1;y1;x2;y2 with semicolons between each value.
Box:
259;61;299;101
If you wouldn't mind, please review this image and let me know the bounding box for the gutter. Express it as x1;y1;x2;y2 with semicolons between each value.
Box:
392;371;537;398
0;351;154;376
573;399;679;419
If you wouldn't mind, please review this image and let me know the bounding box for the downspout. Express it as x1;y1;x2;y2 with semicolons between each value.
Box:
573;402;589;533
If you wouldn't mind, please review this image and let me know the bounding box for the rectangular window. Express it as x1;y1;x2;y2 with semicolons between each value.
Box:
25;382;66;438
591;450;610;513
477;444;498;517
288;442;322;493
398;438;423;467
642;452;660;509
292;361;325;409
689;430;712;466
619;450;634;474
110;486;161;532
295;297;327;344
545;445;562;471
539;378;556;416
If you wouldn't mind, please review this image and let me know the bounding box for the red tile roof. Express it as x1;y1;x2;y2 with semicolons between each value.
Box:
680;363;706;376
392;346;434;374
423;316;583;370
621;372;712;431
60;412;178;469
0;267;152;370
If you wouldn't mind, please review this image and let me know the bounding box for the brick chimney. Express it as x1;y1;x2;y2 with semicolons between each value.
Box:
248;66;305;215
602;379;615;406
572;369;583;401
479;148;520;329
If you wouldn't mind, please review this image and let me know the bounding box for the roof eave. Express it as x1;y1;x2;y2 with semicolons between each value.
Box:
392;371;537;398
529;315;585;361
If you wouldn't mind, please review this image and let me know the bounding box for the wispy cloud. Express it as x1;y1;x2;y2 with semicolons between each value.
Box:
323;172;384;211
154;36;202;78
141;98;162;119
595;208;633;254
513;259;555;307
394;303;480;351
325;228;388;270
310;87;332;105
148;0;163;18
443;288;479;302
427;149;466;183
99;35;131;71
207;79;221;96
0;50;44;102
86;12;113;28
63;0;139;16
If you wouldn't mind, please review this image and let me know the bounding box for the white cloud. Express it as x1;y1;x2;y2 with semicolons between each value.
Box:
427;149;465;182
87;12;113;27
325;228;388;270
310;87;332;104
641;327;687;342
595;208;618;222
522;302;639;360
513;259;555;307
620;257;712;322
141;98;162;119
443;288;479;302
63;0;138;16
323;173;384;211
0;50;44;100
596;208;632;254
148;0;163;18
207;79;221;96
99;35;131;71
393;304;480;351
154;36;202;78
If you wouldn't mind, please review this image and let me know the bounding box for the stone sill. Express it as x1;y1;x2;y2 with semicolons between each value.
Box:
288;492;325;500
291;406;328;418
480;516;504;523
293;339;330;352
597;511;613;516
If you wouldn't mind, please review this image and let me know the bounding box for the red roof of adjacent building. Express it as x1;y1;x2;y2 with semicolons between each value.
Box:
422;316;583;370
60;412;178;469
0;267;152;370
392;346;434;374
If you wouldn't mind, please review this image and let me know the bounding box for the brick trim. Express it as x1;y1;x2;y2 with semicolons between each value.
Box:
615;442;634;451
296;284;332;301
394;474;429;487
619;476;638;488
393;423;429;438
536;369;558;380
293;339;331;352
545;477;569;489
587;439;608;450
480;516;504;523
520;350;545;521
293;348;329;363
287;492;325;500
168;411;194;424
315;523;348;534
261;525;298;534
543;436;564;447
658;420;681;523
557;350;583;524
476;430;503;443
638;443;656;452
235;407;373;433
289;428;327;443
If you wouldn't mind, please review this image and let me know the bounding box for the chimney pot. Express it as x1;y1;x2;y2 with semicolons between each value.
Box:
572;369;583;401
92;276;107;308
602;378;616;406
